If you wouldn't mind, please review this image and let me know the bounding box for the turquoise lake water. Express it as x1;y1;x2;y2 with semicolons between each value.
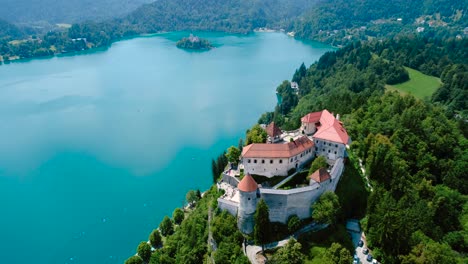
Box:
0;32;332;263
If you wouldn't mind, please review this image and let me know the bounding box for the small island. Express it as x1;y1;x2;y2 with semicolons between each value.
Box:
176;34;213;50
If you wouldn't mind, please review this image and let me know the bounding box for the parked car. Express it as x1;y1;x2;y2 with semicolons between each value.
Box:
358;240;364;247
353;260;360;264
362;248;369;255
372;259;378;264
367;254;373;262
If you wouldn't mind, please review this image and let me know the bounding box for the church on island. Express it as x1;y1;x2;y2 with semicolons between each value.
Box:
217;109;350;234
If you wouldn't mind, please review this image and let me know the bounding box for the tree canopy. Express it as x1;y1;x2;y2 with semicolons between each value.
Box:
137;241;152;263
225;146;241;165
254;199;271;248
125;255;143;264
172;208;184;225
309;156;329;175
270;238;305;264
159;216;174;237
149;229;162;249
312;191;340;226
246;124;268;144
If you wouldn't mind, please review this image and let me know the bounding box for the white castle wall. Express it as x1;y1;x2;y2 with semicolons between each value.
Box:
260;158;344;223
217;159;345;229
242;149;315;177
313;138;346;161
217;198;239;216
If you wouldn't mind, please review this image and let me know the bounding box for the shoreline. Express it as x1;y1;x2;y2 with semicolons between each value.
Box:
0;30;330;65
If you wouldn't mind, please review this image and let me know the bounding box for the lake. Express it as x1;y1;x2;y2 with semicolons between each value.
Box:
0;32;332;263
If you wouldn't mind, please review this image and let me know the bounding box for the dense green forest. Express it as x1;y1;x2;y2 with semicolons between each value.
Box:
0;19;26;39
294;0;468;46
0;0;153;24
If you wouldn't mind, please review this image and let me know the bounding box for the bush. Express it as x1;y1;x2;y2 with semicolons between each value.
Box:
288;215;301;233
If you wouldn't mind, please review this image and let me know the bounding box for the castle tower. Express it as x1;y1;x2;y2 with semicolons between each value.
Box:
237;174;258;235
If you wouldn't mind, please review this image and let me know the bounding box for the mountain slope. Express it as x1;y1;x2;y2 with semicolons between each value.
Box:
294;0;468;46
0;0;154;24
117;0;318;34
0;19;25;39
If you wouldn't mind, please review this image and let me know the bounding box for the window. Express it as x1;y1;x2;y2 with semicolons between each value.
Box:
254;159;257;163
334;151;337;154
329;143;332;146
290;158;293;162
248;159;251;163
270;160;273;164
300;154;303;157
295;156;298;161
315;147;318;151
328;150;330;153
316;140;319;144
335;144;338;148
262;160;265;164
279;160;283;164
323;149;325;152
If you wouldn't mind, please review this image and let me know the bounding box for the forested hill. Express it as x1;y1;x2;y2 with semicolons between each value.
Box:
0;19;25;39
261;37;467;263
119;0;317;34
0;0;153;24
294;0;468;46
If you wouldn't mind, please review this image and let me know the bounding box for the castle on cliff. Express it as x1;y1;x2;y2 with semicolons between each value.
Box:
217;109;350;234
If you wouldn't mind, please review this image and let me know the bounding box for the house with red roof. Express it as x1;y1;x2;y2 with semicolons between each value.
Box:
265;122;282;143
302;109;350;161
241;136;315;177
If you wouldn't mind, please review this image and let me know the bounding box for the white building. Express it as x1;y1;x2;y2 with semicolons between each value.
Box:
241;136;315;177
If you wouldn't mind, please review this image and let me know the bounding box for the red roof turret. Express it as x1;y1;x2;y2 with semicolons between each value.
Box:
238;174;258;192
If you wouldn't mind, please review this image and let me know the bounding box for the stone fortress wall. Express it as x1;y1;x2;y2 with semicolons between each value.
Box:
259;158;344;223
217;158;345;225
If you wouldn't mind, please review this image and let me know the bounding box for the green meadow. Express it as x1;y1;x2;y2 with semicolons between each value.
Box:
386;67;441;99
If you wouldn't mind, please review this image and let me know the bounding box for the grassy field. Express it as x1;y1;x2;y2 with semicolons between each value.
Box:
386;67;441;100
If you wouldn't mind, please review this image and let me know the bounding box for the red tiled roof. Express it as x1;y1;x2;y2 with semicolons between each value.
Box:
238;174;258;192
302;109;349;144
309;168;331;183
301;111;322;123
266;122;282;137
242;136;314;158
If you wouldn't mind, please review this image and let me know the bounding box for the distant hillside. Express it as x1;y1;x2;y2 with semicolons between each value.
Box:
0;0;154;24
118;0;317;34
294;0;468;46
0;19;25;39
